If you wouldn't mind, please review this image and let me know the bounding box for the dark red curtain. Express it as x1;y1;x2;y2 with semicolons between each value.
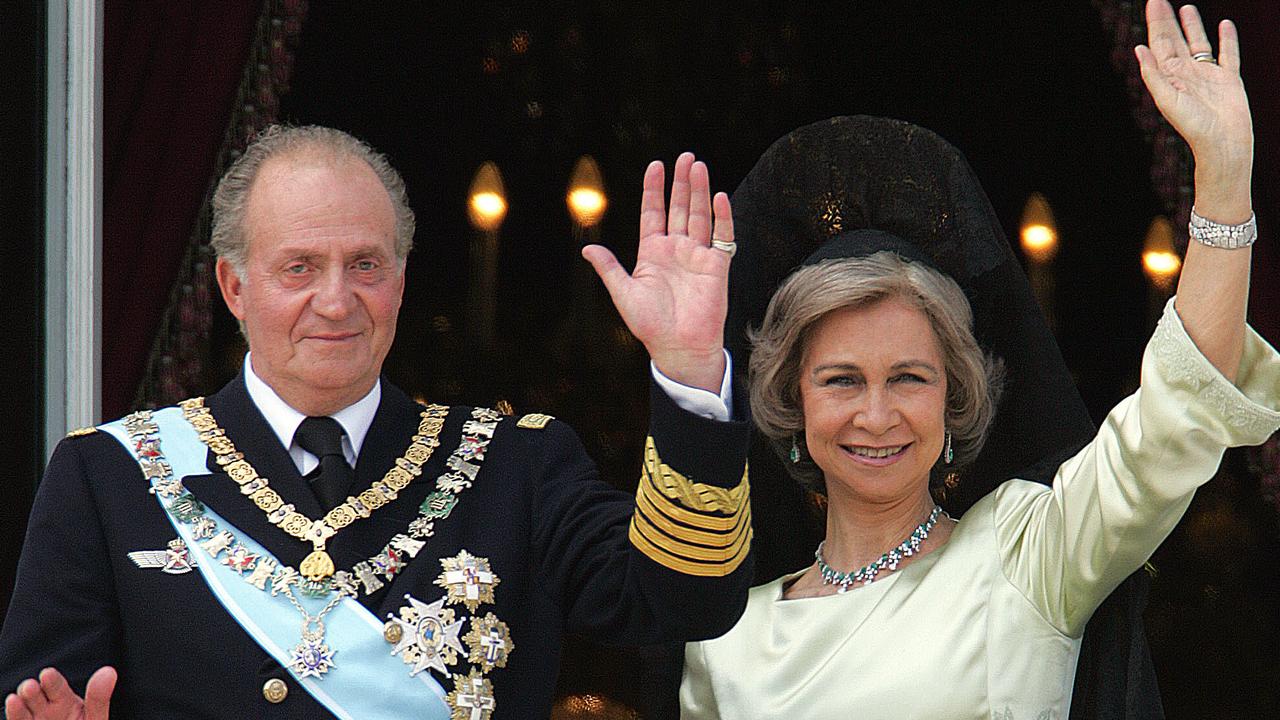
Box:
103;2;262;420
1207;0;1280;341
1097;0;1279;341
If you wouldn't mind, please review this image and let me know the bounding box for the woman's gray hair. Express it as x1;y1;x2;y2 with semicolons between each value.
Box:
210;124;415;276
748;250;1003;494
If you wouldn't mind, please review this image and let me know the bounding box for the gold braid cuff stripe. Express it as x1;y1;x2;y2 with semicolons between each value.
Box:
636;465;746;533
628;516;752;576
641;437;749;515
635;486;752;549
632;503;752;563
179;397;449;580
627;437;751;576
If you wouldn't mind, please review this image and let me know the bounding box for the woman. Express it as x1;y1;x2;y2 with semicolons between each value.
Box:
682;2;1279;717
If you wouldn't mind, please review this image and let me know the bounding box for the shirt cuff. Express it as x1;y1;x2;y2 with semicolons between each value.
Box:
649;350;733;421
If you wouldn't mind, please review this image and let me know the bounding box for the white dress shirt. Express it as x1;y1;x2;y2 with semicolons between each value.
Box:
243;353;380;476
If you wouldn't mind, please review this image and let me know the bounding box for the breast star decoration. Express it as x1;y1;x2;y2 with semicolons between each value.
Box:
384;593;466;677
446;670;496;720
384;551;510;718
463;613;514;673
435;550;499;612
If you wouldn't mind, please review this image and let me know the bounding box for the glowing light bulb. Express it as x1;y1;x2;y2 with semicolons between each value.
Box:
1143;216;1182;288
1021;224;1056;252
467;162;507;232
1019;193;1059;263
567;155;607;228
568;188;605;218
1142;250;1181;276
470;192;506;222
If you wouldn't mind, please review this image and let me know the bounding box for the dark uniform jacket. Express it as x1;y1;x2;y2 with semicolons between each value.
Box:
0;374;753;717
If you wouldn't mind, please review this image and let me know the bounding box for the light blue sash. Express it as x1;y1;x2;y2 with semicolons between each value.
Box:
103;407;451;720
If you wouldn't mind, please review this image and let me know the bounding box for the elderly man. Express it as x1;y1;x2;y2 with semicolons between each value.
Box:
1;126;750;718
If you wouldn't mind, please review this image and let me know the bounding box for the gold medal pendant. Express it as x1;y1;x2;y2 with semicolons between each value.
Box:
300;549;335;581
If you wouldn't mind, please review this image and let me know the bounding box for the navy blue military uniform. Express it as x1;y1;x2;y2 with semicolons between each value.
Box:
0;373;752;717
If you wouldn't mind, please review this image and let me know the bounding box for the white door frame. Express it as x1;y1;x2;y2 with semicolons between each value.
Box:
45;0;103;457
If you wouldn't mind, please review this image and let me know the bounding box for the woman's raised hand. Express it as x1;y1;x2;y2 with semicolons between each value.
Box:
1135;0;1253;181
1137;0;1254;381
583;153;735;393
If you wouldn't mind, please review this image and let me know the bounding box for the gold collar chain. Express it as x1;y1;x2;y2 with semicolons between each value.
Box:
179;397;449;581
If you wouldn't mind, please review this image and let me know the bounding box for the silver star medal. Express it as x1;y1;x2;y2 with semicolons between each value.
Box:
384;594;465;677
127;539;197;574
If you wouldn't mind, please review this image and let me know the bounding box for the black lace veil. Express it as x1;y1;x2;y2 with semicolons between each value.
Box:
728;115;1095;509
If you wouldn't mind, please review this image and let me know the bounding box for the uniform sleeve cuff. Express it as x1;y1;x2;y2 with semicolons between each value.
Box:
634;378;753;577
647;376;750;490
649;349;734;421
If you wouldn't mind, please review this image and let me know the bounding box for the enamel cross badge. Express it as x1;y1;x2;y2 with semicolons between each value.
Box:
446;670;496;720
289;623;336;678
463;613;513;672
435;550;499;612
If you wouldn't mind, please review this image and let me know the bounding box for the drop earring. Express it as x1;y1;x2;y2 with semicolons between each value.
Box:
790;435;802;464
943;430;954;465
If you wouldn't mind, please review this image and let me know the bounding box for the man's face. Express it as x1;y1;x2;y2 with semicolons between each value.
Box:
216;152;405;416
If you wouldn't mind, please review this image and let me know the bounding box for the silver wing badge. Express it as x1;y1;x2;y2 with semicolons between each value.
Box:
128;538;197;574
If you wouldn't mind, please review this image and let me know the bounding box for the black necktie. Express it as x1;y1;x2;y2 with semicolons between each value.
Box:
293;416;354;511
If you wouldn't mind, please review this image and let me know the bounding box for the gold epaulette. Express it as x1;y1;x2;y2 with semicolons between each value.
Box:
65;426;98;438
516;413;554;430
629;436;751;577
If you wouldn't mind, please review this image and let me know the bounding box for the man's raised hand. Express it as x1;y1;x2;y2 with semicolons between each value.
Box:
582;152;735;393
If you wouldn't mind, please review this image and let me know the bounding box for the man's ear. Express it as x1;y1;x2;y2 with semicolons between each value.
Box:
216;257;246;321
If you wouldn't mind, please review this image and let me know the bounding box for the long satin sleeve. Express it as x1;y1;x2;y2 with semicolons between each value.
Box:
679;639;721;719
996;298;1280;637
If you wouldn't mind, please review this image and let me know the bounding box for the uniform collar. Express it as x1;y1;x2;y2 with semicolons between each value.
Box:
242;352;381;471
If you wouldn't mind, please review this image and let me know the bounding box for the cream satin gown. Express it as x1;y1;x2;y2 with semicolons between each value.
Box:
682;301;1280;720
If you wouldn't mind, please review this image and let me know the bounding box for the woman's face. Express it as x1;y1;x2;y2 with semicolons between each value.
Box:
799;296;948;505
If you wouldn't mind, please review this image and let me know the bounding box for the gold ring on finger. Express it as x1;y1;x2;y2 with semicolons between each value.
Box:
1191;51;1216;63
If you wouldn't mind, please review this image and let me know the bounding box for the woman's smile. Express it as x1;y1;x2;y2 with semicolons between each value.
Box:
800;297;947;503
840;443;911;466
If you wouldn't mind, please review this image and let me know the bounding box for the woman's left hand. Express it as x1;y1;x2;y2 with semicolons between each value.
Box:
1135;0;1253;176
1137;0;1253;382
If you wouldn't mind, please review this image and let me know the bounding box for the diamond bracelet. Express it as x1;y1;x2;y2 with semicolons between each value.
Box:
1189;207;1257;249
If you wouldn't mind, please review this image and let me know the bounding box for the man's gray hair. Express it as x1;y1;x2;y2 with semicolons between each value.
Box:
210;124;415;275
747;250;1003;495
